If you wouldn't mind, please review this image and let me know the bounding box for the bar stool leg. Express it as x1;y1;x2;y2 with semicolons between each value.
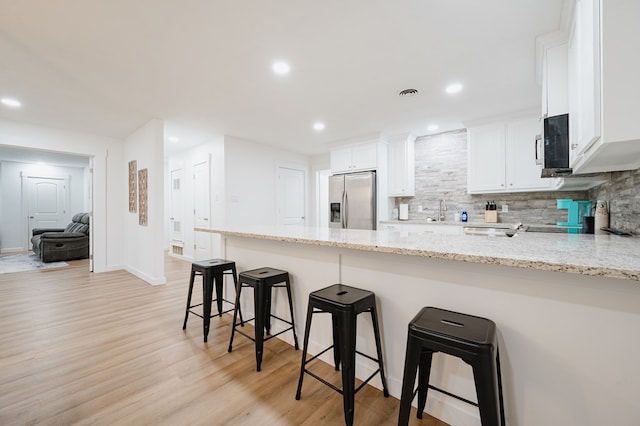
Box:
229;266;244;325
201;269;214;343
337;311;357;426
228;280;243;352
182;269;196;330
253;282;267;372
331;313;341;370
213;271;224;316
369;305;389;397
417;349;433;419
264;285;272;335
284;276;299;349
497;349;506;426
295;304;315;400
471;351;502;426
398;333;421;425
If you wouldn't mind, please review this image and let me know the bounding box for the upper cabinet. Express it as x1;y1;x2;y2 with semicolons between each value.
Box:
330;142;378;174
468;117;559;194
542;42;569;118
568;0;640;174
387;133;416;197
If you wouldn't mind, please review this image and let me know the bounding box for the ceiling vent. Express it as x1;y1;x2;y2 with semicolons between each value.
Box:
398;88;419;97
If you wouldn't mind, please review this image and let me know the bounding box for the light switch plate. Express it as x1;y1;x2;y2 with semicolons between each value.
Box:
502;204;508;213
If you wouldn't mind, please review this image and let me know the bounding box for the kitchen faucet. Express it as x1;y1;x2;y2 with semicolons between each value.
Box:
439;199;447;221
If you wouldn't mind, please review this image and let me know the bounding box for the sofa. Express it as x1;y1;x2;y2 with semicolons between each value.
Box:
31;212;90;262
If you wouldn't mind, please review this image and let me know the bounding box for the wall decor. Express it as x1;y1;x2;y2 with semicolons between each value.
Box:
138;168;148;226
128;160;137;213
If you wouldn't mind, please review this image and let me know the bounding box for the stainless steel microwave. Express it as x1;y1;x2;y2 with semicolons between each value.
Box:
536;113;571;178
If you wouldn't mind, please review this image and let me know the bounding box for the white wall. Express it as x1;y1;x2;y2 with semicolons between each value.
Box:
224;136;310;227
0;118;125;272
0;160;87;252
165;137;225;260
124;119;165;284
309;153;330;227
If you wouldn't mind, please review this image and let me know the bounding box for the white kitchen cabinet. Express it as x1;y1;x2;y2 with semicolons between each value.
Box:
569;0;640;173
387;133;416;197
542;42;569;118
330;142;378;174
468;117;558;194
467;123;506;193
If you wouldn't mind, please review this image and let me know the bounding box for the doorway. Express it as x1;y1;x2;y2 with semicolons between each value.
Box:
277;166;306;227
169;168;184;256
193;158;211;260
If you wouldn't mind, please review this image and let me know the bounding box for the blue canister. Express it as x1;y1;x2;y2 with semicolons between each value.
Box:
461;211;468;222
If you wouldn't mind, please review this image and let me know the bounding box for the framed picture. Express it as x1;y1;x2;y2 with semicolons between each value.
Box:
138;168;148;226
128;160;137;213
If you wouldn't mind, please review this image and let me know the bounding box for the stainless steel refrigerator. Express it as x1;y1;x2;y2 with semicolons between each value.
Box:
329;171;376;230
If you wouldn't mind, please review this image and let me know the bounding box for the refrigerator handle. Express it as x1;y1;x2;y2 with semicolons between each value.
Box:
342;190;348;228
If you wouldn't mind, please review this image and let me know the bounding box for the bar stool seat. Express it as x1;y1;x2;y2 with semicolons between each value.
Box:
228;267;299;371
398;307;505;426
182;259;242;343
295;284;389;426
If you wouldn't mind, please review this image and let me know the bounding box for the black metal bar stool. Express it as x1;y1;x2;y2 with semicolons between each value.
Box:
228;267;299;371
295;284;389;426
182;259;242;343
398;307;505;426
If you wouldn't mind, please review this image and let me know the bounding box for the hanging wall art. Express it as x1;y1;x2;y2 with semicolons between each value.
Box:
128;160;137;213
138;168;148;226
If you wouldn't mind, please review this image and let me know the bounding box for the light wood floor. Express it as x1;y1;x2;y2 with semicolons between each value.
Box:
0;254;448;425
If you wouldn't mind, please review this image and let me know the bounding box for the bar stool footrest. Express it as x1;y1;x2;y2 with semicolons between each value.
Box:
427;384;479;408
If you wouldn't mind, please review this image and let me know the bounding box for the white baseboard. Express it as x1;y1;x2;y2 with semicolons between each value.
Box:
1;247;27;254
125;265;167;285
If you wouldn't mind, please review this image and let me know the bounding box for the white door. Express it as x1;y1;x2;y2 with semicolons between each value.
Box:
169;168;184;249
193;160;211;260
277;166;305;226
26;176;69;246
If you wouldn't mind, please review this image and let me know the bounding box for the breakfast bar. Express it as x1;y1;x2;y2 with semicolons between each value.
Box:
198;225;640;426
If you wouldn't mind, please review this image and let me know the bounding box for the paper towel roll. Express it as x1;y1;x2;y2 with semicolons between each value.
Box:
399;204;409;221
594;200;609;234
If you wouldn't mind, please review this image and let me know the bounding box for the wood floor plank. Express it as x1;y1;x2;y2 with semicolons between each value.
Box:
0;254;449;425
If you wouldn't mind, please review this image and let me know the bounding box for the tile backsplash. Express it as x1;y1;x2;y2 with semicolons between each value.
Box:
589;168;640;234
396;129;640;232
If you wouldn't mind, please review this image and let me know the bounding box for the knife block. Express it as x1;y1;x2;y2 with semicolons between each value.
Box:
484;210;498;223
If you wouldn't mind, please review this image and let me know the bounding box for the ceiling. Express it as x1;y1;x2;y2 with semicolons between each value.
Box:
0;1;568;158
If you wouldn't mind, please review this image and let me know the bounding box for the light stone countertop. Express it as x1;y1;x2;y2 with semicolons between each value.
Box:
196;225;640;281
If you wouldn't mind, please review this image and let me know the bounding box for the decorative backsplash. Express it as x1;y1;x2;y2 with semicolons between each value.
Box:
589;169;640;234
395;129;640;233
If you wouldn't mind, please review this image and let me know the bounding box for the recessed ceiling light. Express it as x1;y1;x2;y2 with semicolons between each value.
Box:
272;61;291;75
168;136;179;143
313;122;325;131
427;124;439;132
1;97;22;108
445;83;463;94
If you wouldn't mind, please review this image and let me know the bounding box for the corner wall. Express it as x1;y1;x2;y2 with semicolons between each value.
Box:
124;119;165;284
224;136;310;227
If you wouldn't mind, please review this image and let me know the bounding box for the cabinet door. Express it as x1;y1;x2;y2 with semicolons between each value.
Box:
467;124;506;193
388;138;415;196
545;43;569;117
351;143;377;171
330;147;353;173
573;0;602;161
506;118;555;190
